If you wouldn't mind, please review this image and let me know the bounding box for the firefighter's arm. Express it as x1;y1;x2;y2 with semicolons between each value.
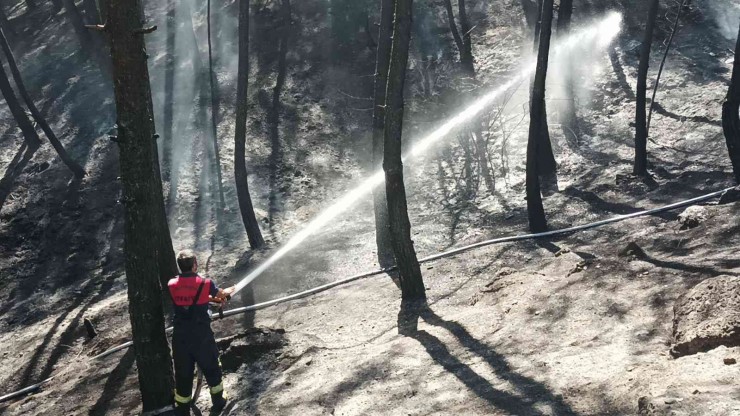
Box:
211;286;234;303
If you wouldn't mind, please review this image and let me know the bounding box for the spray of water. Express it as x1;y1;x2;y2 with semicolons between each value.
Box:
232;12;623;295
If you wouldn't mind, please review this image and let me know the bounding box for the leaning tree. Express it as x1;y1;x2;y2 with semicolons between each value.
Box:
383;0;425;299
234;0;266;248
0;28;85;178
0;52;40;150
526;0;555;232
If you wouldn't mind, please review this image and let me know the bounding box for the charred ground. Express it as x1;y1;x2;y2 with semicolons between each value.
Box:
0;0;738;414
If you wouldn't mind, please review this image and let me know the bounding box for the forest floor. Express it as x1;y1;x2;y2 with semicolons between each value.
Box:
0;0;738;415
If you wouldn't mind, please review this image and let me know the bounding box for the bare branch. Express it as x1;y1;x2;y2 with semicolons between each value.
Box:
85;24;107;32
133;25;157;35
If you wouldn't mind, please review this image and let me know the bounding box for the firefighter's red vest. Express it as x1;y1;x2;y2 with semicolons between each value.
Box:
168;275;212;306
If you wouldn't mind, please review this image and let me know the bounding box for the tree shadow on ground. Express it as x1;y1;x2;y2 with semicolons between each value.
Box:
650;101;722;127
251;0;294;238
561;186;677;220
88;348;136;416
607;44;635;101
12;271;119;390
640;253;740;278
316;360;387;410
398;301;578;416
0;142;37;211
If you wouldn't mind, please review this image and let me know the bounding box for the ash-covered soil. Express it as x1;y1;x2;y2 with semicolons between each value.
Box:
0;0;738;415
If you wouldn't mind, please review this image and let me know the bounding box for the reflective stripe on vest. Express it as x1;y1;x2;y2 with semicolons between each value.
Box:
167;275;211;307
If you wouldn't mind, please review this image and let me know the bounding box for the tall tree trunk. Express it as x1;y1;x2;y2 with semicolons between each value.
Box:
634;0;659;177
235;0;265;249
442;0;492;193
161;0;175;183
557;0;572;32
723;22;740;184
372;0;395;268
472;129;495;192
207;0;226;210
526;0;554;232
62;0;93;52
442;0;474;75
0;28;85;178
532;0;557;186
0;56;41;149
532;0;542;49
383;0;425;300
166;0;204;206
106;0;174;410
520;0;538;29
441;0;464;64
149;94;179;292
61;0;111;77
457;0;474;75
647;0;687;133
556;0;578;142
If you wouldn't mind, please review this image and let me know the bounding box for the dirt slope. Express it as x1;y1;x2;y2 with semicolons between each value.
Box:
0;0;738;415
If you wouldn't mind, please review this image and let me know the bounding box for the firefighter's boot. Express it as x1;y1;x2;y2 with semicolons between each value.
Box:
174;402;191;416
210;390;227;415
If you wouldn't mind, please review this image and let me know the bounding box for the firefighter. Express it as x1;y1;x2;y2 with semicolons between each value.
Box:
168;250;234;416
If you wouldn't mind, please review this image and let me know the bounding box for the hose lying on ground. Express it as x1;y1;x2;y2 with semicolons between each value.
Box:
0;186;735;404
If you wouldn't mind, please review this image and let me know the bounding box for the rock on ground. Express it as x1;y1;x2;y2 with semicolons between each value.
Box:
671;275;740;358
677;206;708;230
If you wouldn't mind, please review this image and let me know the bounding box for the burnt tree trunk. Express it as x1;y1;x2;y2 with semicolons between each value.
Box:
0;54;40;149
520;0;538;29
526;0;554;232
62;0;93;52
556;0;578;141
723;22;740;184
0;28;85;178
647;0;687;133
235;0;265;248
441;0;464;66
61;0;111;78
166;0;204;206
442;0;474;75
472;129;495;192
532;0;557;188
106;0;174;410
457;0;474;75
372;0;395;269
207;0;226;210
533;0;542;48
383;0;425;300
634;0;659;177
556;0;572;33
442;1;493;192
150;101;179;291
161;0;175;183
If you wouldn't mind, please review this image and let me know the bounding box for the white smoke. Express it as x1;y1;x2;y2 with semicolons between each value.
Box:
707;0;740;40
